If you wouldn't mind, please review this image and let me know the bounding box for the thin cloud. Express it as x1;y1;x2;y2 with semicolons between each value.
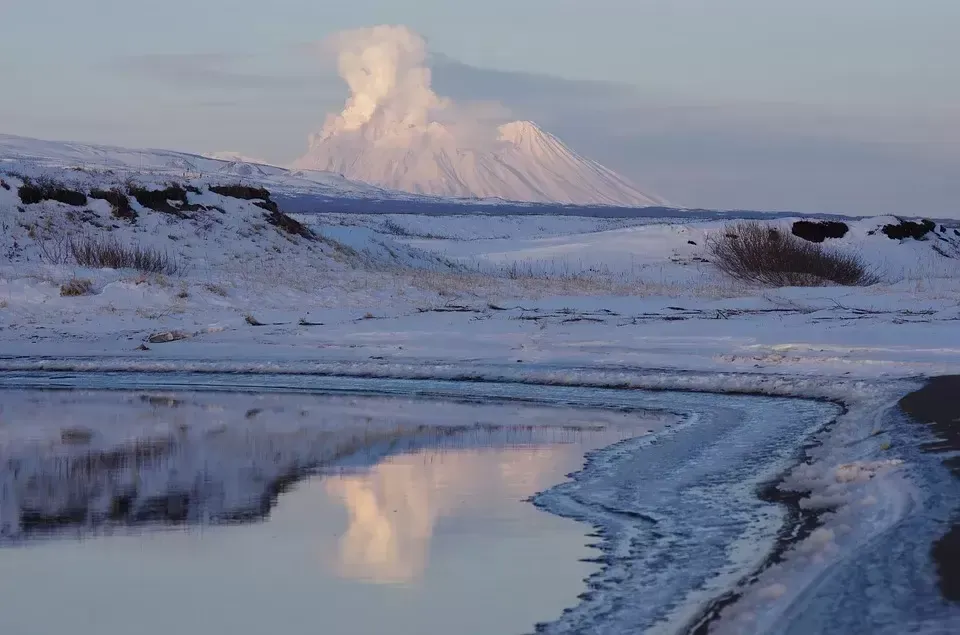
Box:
112;51;331;92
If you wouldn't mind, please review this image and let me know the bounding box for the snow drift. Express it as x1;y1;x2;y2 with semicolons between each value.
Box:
294;26;663;207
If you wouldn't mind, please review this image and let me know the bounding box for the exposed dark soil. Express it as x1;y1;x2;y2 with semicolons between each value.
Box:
898;376;960;603
791;220;849;243
882;219;936;241
209;184;272;202
128;184;190;216
17;178;88;207
264;209;314;239
90;188;136;221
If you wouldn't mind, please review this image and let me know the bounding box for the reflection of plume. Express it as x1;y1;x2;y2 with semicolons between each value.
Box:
323;447;568;585
324;463;437;584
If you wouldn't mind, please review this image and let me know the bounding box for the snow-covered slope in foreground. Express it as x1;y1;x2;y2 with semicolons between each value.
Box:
294;119;665;207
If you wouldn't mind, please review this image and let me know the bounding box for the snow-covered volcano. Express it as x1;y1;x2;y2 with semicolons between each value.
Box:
293;26;663;207
294;119;663;207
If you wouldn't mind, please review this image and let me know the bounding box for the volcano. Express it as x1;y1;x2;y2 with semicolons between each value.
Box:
294;119;663;207
292;26;663;207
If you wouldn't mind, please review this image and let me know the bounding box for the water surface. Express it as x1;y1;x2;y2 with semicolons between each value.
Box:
0;428;624;635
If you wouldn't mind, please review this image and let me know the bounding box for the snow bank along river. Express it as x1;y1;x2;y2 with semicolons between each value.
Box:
0;372;957;634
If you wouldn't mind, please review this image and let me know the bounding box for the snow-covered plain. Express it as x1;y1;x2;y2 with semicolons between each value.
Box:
2;134;960;633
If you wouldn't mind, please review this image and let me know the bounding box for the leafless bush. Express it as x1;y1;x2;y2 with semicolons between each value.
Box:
36;234;73;265
69;236;181;275
706;221;878;287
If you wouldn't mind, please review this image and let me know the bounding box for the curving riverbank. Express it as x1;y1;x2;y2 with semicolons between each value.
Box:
1;369;955;633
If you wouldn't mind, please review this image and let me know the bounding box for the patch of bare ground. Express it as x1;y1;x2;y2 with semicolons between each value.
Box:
899;376;960;603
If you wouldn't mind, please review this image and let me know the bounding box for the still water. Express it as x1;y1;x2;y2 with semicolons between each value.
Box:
0;433;619;635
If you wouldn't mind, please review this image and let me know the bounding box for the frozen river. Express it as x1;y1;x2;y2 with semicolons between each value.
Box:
0;372;956;634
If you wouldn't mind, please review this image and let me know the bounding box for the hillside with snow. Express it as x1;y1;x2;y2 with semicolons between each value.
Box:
0;133;411;202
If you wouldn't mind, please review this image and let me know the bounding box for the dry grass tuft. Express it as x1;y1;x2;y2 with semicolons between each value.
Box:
61;428;95;445
70;235;181;275
60;278;94;297
204;283;229;297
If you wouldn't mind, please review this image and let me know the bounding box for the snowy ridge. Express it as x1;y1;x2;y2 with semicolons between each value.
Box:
0;131;662;208
295;119;665;207
0;133;424;201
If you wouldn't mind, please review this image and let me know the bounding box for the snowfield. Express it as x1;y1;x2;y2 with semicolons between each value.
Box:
2;134;960;633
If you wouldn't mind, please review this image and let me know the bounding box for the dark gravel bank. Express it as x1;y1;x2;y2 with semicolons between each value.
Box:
899;376;960;603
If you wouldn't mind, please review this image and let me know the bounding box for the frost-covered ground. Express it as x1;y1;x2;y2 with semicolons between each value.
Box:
2;135;960;633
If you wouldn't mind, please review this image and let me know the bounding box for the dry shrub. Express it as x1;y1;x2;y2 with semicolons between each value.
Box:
707;221;877;287
70;235;181;275
60;278;94;297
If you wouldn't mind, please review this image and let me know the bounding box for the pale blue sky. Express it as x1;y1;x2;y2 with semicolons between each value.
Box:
1;0;957;214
